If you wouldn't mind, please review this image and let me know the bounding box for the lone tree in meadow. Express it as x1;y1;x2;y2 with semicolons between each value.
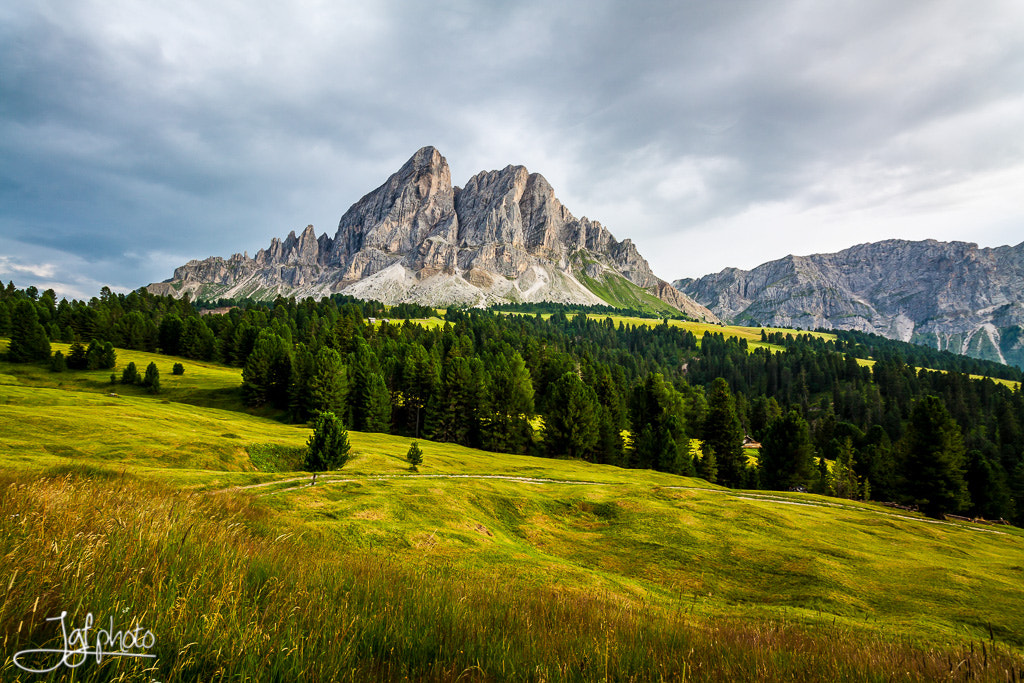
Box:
406;441;423;471
305;411;351;486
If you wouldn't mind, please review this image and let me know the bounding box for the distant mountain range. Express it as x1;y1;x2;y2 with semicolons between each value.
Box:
148;147;716;321
674;239;1024;368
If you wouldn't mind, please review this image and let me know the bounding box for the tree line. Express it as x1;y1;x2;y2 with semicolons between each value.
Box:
2;281;1023;522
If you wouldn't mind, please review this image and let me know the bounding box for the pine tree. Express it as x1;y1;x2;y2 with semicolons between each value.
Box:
544;372;599;459
7;300;50;362
121;362;140;385
406;442;424;471
304;411;351;485
760;410;816;491
901;395;970;517
363;372;392;433
242;331;292;408
308;347;347;418
67;342;88;370
50;350;66;373
703;378;746;487
143;362;160;394
828;437;860;499
483;351;535;454
697;442;718;483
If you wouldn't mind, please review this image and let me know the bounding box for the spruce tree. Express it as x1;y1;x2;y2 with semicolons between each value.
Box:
304;411;351;485
242;331;292;408
363;372;392;433
483;351;535;454
67;342;88;370
703;378;746;487
7;300;50;362
308;347;347;418
760;410;816;491
143;362;160;394
406;441;424;471
544;372;599;459
901;395;970;517
121;361;140;385
50;350;66;373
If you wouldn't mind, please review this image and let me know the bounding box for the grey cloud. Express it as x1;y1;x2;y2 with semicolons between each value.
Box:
2;0;1023;295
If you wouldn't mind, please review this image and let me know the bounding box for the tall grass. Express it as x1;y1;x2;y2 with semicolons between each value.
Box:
3;471;1022;682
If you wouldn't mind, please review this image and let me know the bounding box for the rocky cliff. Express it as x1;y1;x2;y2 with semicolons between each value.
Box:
675;239;1024;367
148;147;715;321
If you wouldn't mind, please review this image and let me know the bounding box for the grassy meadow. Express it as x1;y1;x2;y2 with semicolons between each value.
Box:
2;341;1024;681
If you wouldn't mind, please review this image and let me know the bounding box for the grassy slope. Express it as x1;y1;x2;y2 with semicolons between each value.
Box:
572;267;684;317
2;345;1024;680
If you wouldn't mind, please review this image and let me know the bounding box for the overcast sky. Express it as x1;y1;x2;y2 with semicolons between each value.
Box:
2;0;1023;299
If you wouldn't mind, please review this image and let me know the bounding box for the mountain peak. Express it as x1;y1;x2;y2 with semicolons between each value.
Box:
148;148;717;320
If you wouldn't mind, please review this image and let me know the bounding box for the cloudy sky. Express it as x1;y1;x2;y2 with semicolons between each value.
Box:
2;0;1023;299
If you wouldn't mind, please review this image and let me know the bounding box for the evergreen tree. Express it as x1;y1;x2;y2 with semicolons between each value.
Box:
172;363;185;375
85;340;103;370
760;411;816;491
304;411;351;485
363;372;392;433
242;331;292;408
829;437;860;499
901;395;970;517
121;362;140;385
99;341;117;369
629;373;689;472
544;372;599;459
696;442;718;483
400;345;439;439
406;441;424;471
181;317;216;360
50;350;66;373
7;300;50;362
288;344;315;423
67;342;88;370
703;378;746;487
308;347;348;418
483;351;535;454
965;449;1011;520
158;314;184;355
143;362;160;394
438;356;486;446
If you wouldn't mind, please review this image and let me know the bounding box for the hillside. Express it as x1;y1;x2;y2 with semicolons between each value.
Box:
2;347;1024;681
675;239;1024;368
148;147;716;321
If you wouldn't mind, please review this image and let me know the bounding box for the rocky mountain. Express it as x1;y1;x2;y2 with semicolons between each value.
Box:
148;147;716;321
675;239;1024;367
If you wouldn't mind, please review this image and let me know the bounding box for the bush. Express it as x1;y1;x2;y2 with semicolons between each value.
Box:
172;363;185;375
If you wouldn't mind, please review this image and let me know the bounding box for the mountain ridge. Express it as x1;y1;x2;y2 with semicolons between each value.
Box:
674;238;1024;367
148;147;716;321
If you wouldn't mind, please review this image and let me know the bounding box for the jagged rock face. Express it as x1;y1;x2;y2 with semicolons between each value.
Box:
675;239;1024;367
149;146;717;321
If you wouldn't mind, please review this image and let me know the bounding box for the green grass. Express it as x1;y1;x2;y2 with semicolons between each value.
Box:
572;264;685;317
2;347;1024;680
